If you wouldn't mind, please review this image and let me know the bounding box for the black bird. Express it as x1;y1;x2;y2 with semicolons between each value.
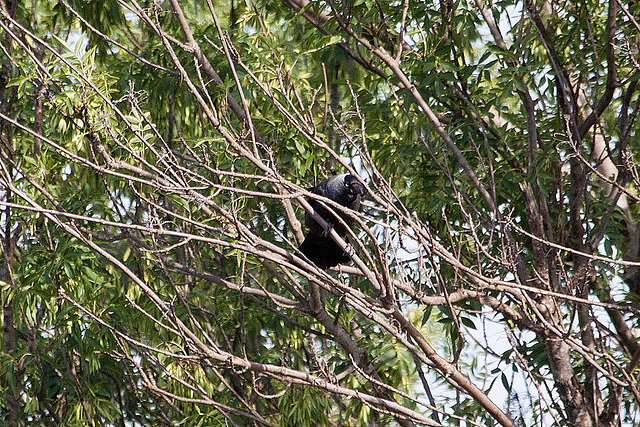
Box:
298;174;367;269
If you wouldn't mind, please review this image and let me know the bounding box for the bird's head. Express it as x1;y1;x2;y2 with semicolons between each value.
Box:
344;174;367;198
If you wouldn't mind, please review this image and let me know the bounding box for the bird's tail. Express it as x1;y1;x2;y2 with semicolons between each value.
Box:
298;235;350;269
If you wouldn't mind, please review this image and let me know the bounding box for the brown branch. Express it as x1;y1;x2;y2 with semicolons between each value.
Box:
392;308;517;427
578;0;619;138
60;290;441;426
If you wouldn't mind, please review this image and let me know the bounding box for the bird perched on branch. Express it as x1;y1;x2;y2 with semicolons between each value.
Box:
299;174;367;269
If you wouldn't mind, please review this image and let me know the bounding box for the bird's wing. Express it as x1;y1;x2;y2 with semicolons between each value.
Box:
305;181;326;227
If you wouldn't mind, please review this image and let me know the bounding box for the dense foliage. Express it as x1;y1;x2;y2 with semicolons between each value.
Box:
1;0;639;426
